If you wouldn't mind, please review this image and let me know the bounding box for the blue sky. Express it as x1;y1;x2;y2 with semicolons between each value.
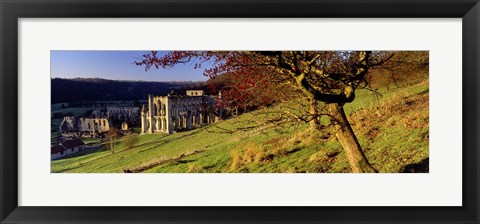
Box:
50;51;210;82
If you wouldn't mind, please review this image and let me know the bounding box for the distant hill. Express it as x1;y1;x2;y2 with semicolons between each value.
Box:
51;78;208;104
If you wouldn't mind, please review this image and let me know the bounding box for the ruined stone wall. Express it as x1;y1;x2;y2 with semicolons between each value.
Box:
141;92;221;135
107;107;140;125
186;90;204;96
79;118;110;133
90;109;107;119
59;116;77;133
60;116;110;135
59;106;139;138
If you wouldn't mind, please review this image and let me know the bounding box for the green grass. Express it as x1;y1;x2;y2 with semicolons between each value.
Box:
51;118;63;136
51;107;96;117
51;80;429;173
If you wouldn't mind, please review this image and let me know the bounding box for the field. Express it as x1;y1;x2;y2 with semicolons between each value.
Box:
51;79;429;173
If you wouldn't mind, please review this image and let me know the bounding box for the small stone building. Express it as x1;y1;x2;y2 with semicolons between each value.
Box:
51;139;85;160
121;121;129;131
51;145;67;160
141;90;222;134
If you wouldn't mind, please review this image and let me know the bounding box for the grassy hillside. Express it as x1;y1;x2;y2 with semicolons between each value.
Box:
51;79;429;173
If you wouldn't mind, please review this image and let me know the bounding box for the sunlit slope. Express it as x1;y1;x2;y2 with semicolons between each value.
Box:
52;80;429;173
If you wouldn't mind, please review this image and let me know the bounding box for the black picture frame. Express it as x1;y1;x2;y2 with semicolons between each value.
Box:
1;0;479;223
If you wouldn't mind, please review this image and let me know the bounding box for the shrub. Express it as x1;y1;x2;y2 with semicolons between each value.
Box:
230;151;242;171
230;142;267;171
124;134;138;149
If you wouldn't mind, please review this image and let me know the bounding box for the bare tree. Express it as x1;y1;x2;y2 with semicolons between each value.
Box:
106;128;118;154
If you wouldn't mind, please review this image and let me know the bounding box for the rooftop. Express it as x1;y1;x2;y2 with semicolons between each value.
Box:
51;145;66;154
60;139;85;149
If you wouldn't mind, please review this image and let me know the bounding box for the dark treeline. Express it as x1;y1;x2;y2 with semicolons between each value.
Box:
51;78;208;104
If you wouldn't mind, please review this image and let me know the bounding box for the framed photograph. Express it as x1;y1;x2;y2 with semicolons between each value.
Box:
1;0;479;223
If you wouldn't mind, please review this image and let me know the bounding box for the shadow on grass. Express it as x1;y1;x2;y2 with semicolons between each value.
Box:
286;147;302;155
52;167;78;173
124;150;205;173
202;164;216;170
400;157;429;173
177;159;196;164
417;88;429;95
137;139;169;149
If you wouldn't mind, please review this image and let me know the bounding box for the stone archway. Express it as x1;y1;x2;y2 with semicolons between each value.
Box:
163;118;167;131
162;103;166;116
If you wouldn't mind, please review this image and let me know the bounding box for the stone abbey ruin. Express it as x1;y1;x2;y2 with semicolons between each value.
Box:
141;90;222;134
58;90;222;137
59;107;140;137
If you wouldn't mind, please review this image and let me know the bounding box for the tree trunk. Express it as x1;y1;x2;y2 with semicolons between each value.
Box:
326;103;377;173
110;138;115;154
309;99;320;130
